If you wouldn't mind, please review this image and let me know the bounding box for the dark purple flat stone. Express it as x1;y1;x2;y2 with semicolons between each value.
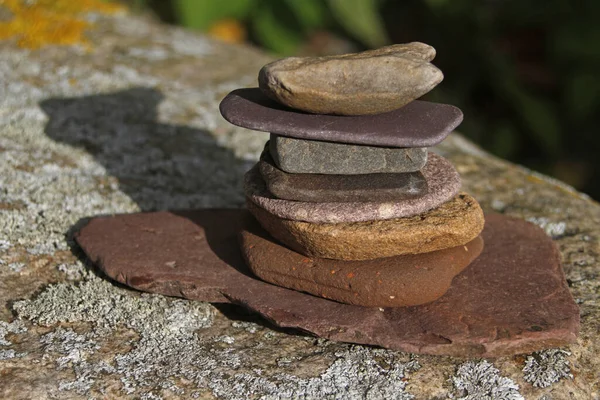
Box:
75;210;580;358
219;88;463;148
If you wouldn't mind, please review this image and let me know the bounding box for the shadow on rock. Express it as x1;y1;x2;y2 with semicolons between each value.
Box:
40;87;250;212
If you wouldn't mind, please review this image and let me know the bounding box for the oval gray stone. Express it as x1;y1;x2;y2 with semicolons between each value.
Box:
269;134;427;174
245;152;461;223
258;42;443;115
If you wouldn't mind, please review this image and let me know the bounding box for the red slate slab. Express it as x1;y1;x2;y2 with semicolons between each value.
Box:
75;209;580;357
219;88;463;148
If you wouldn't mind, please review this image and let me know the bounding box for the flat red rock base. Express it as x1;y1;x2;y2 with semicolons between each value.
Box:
75;209;580;357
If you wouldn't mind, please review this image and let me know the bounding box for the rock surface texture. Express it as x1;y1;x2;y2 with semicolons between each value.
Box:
247;194;485;260
259;150;428;203
269;134;428;174
75;210;579;358
246;152;461;223
258;42;443;115
220;88;464;147
0;4;598;400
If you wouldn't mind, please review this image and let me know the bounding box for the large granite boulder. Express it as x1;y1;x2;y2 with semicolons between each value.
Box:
0;3;598;399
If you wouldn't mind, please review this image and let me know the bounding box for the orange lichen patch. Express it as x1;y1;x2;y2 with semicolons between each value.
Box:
0;0;125;49
207;18;246;44
346;272;355;279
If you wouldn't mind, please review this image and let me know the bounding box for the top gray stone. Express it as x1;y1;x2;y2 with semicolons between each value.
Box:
258;42;443;115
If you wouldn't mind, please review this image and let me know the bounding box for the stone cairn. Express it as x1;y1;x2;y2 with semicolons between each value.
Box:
220;42;486;307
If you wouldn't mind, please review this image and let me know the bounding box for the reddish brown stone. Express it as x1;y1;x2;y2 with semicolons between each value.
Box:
241;227;483;307
75;210;580;357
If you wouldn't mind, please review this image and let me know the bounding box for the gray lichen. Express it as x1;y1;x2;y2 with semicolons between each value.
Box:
452;360;523;400
41;327;113;394
0;320;27;360
13;276;420;399
526;217;567;239
0;319;26;346
213;348;420;400
522;349;573;388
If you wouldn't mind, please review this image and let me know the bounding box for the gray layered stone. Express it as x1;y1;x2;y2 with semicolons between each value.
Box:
269;134;428;174
259;149;428;202
245;152;461;223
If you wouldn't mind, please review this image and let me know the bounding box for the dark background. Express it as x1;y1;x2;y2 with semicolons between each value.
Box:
131;0;600;199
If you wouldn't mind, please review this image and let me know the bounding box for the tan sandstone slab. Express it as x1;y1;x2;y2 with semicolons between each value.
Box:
258;42;443;115
245;152;461;224
247;193;485;260
74;209;580;357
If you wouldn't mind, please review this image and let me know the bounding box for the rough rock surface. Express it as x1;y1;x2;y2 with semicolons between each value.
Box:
75;209;578;357
260;149;428;203
269;134;428;174
258;42;443;115
0;4;599;400
247;193;485;260
246;152;461;223
220;88;464;147
242;225;483;307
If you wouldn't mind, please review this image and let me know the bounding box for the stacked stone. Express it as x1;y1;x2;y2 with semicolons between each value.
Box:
220;43;485;308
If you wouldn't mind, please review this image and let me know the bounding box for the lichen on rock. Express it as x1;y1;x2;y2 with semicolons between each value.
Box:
452;360;523;400
522;349;573;388
13;275;421;398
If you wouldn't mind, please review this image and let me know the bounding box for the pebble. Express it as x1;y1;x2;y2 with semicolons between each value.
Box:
247;193;485;260
219;88;463;148
269;134;427;174
243;229;483;307
258;42;443;115
244;152;461;224
259;148;428;203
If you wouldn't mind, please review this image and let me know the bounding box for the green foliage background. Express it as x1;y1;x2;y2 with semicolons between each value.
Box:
136;0;600;198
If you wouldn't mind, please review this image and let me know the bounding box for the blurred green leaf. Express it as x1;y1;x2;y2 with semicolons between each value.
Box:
504;82;561;156
251;1;303;55
327;0;389;48
283;0;328;31
565;73;600;123
552;23;600;63
423;0;450;11
173;0;254;30
491;122;519;158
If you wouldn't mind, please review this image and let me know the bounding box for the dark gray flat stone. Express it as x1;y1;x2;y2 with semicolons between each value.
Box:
269;135;428;174
259;150;428;203
219;88;463;148
75;210;580;358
